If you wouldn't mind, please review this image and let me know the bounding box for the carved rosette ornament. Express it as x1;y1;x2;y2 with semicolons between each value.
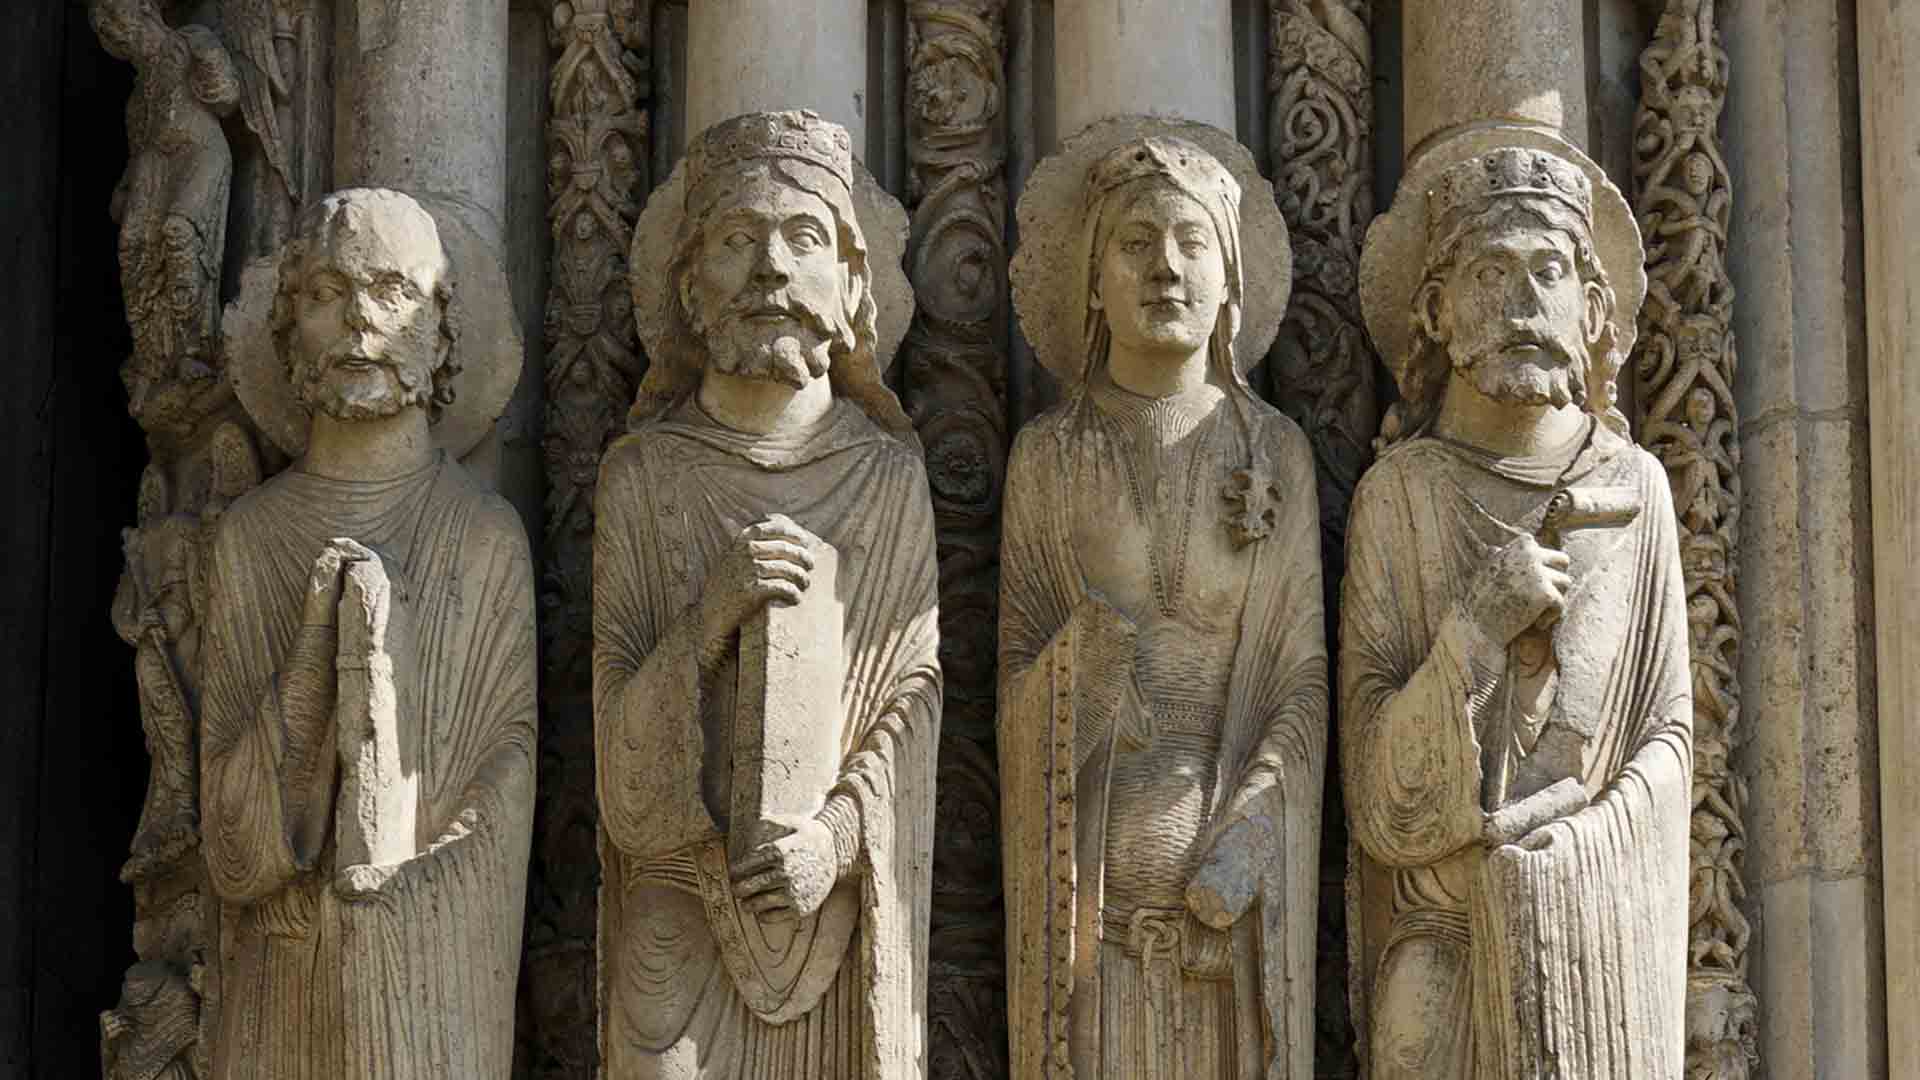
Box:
529;2;652;1075
1631;3;1759;1077
902;2;1013;1077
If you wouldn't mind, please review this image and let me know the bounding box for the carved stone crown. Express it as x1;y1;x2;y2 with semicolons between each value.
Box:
686;109;855;194
1427;146;1593;242
1086;134;1241;207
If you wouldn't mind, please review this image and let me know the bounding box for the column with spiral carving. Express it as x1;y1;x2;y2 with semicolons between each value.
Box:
526;2;651;1075
1266;4;1376;1075
902;2;1011;1075
1631;3;1759;1077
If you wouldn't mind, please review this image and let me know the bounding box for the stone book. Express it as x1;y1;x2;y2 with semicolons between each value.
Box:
730;538;844;866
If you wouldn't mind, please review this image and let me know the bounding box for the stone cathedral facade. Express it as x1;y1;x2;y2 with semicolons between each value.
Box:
0;0;1911;1077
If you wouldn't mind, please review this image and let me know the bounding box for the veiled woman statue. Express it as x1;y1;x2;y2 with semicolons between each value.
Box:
999;118;1327;1080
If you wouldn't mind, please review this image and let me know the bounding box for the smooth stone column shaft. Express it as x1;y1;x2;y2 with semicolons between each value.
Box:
1860;2;1920;1076
1402;0;1587;158
334;0;510;242
685;0;867;147
1054;0;1234;139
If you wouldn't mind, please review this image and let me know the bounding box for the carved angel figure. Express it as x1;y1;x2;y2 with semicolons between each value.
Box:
999;121;1326;1079
101;960;201;1080
92;0;239;425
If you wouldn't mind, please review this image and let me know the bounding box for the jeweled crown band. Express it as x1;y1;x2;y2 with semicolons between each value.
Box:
685;109;855;196
1085;135;1240;209
1426;146;1593;243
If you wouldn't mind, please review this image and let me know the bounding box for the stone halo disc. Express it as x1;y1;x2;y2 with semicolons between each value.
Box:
629;155;914;374
1359;123;1647;393
1009;115;1293;385
225;196;524;460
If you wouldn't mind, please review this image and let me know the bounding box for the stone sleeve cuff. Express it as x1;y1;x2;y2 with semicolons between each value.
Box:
819;793;862;878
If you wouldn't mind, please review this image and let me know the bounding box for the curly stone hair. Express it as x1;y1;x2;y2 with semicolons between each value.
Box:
268;191;460;423
1379;196;1626;449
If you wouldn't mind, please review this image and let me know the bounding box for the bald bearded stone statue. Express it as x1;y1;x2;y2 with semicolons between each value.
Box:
1343;134;1691;1079
999;120;1326;1080
200;188;536;1079
594;110;941;1079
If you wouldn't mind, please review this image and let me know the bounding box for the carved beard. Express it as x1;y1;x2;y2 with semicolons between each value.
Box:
696;295;842;391
296;351;435;421
1452;329;1590;410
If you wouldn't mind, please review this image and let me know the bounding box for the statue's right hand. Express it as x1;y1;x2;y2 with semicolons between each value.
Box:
698;515;818;650
1464;534;1573;644
304;537;378;629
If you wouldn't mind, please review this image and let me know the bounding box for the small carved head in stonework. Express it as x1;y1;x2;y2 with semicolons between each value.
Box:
1078;136;1245;386
669;112;871;395
1402;147;1624;432
89;0;160;62
270;189;458;425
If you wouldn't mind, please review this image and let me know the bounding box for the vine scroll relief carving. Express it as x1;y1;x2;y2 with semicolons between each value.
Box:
1266;3;1376;1074
903;3;1013;1077
528;2;652;1076
1632;2;1760;1078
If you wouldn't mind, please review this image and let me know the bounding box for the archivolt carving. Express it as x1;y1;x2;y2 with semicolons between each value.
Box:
903;3;1011;1077
94;3;283;1073
1266;4;1375;1075
1632;3;1758;1077
528;2;652;1076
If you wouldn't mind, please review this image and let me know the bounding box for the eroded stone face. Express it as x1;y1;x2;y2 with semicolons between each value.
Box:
1433;216;1594;410
1095;182;1231;362
284;210;447;421
685;170;846;390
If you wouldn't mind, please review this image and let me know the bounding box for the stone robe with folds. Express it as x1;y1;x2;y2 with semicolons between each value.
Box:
594;398;941;1079
198;454;537;1079
1340;421;1692;1080
998;385;1327;1080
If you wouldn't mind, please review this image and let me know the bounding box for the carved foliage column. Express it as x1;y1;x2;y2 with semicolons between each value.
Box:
1265;3;1375;1074
1266;0;1377;573
902;2;1011;1075
528;2;651;1075
1631;3;1759;1077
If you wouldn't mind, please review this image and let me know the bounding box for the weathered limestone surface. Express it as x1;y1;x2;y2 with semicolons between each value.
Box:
1054;0;1235;138
1346;132;1691;1078
595;110;940;1078
200;188;535;1077
1720;1;1885;1075
1000;117;1325;1080
333;0;509;242
1857;2;1914;1078
1401;0;1586;156
684;0;866;147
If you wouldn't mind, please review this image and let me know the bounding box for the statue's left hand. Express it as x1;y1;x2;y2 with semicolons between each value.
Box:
1186;815;1275;929
730;817;838;920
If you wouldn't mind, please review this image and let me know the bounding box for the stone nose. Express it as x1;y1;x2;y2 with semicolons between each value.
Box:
750;232;794;289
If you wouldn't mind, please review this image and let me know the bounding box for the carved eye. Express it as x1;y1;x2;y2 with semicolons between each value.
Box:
1536;261;1567;285
724;231;755;252
1180;238;1209;257
788;226;826;254
1121;236;1150;256
1474;263;1505;287
309;281;342;303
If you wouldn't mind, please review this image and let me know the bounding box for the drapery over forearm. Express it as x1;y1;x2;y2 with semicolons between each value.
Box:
1340;469;1507;869
202;610;337;904
593;446;717;862
1220;424;1328;826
